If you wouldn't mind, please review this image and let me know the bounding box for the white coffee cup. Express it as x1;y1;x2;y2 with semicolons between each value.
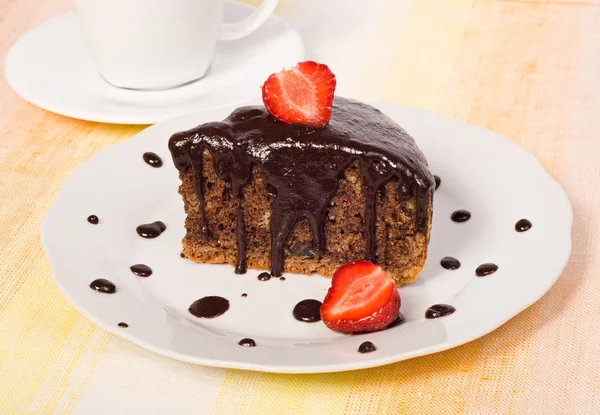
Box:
73;0;279;90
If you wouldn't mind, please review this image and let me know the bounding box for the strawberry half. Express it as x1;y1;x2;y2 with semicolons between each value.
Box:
261;61;336;127
320;260;400;334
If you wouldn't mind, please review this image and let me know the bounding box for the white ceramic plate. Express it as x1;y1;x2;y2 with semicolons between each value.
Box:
5;3;303;125
42;102;572;373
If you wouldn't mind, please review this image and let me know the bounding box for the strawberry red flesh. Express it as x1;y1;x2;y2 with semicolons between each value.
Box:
320;260;401;334
261;61;336;127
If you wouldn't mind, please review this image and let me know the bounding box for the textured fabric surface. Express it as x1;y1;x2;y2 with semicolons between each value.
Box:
0;0;597;413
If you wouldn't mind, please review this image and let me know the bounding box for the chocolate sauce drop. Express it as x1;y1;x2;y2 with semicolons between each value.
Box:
130;264;152;277
136;221;166;238
143;152;163;168
180;252;187;259
87;215;99;225
169;97;434;278
241;293;248;297
358;341;376;353
425;304;456;319
515;219;532;232
89;278;116;294
387;313;406;328
293;299;322;322
188;296;229;318
238;338;256;347
280;277;286;281
441;256;461;270
451;210;471;223
118;322;128;328
434;175;441;190
258;272;271;281
476;263;498;277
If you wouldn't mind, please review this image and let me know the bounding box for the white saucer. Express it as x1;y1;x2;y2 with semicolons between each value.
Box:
42;102;572;373
5;3;304;125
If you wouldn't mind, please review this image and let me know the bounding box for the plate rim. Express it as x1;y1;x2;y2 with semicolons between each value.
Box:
41;102;573;373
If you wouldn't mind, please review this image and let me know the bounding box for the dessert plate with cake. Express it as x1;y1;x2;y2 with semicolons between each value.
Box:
42;62;572;373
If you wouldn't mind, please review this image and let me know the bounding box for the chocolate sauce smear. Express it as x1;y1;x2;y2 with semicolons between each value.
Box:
169;97;434;277
434;175;441;190
238;338;256;347
143;152;163;168
89;278;116;294
118;322;128;328
130;264;152;277
476;263;498;277
441;256;461;270
451;210;471;223
293;299;322;322
136;221;166;238
188;296;229;318
358;341;376;353
387;313;406;328
258;272;271;281
87;215;99;225
425;304;456;319
515;219;532;232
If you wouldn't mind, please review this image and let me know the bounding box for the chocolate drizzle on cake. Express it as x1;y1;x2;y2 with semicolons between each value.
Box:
169;97;434;277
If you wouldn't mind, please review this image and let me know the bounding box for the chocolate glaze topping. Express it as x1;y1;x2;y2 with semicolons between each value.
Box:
130;264;152;277
515;219;532;232
143;152;163;168
89;278;116;294
293;299;322;322
169;97;434;277
188;296;229;318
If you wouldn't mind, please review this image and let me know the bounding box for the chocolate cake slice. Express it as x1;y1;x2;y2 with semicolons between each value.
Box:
169;97;434;285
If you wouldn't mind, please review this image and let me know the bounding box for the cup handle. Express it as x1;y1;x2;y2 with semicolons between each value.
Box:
219;0;280;41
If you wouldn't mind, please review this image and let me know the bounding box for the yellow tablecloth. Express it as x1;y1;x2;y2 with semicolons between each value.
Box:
1;0;596;413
